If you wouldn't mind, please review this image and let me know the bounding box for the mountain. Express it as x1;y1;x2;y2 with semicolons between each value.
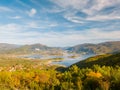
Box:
4;43;63;55
0;43;20;53
1;41;120;55
72;52;120;68
66;41;120;55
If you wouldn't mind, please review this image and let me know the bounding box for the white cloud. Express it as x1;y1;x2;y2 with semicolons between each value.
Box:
50;0;89;10
51;0;120;14
9;16;22;19
0;6;13;12
1;0;120;46
65;16;84;24
24;20;58;29
83;0;120;15
50;0;120;22
64;12;85;24
86;15;120;21
0;23;120;46
26;22;41;28
0;23;22;32
27;8;37;17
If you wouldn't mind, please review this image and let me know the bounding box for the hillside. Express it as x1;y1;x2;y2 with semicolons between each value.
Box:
66;41;120;55
0;43;20;53
72;52;120;68
1;41;120;55
4;43;63;55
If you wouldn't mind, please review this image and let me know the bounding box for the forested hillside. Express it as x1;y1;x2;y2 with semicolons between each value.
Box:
67;41;120;55
72;52;120;68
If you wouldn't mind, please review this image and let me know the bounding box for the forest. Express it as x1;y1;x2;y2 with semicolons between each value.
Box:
0;53;120;90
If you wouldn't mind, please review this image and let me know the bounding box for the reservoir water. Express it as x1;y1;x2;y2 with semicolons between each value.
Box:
52;54;94;66
22;54;94;67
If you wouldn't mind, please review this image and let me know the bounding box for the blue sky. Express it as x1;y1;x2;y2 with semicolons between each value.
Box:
0;0;120;47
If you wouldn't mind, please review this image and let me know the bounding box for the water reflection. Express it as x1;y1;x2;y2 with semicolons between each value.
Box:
22;54;94;66
52;54;94;66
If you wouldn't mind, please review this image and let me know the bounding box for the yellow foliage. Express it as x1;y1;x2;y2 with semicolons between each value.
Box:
12;77;20;87
34;75;40;83
39;73;50;83
87;71;102;78
25;73;33;79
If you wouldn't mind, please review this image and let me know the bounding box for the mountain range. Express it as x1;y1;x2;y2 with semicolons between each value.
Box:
0;41;120;55
0;43;63;55
66;41;120;55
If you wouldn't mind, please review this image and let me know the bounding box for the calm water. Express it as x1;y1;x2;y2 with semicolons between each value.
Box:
22;54;94;66
52;54;94;66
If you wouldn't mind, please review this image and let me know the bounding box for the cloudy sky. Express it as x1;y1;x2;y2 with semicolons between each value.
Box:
0;0;120;47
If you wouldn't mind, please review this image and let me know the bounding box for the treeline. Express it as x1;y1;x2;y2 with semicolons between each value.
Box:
0;65;120;90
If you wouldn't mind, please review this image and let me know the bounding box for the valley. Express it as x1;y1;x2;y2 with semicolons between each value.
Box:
0;41;120;67
0;41;120;90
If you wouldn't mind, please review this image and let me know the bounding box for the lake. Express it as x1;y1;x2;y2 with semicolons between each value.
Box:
21;54;94;67
52;54;94;66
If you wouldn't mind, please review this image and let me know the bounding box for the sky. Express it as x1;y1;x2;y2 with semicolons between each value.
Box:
0;0;120;47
